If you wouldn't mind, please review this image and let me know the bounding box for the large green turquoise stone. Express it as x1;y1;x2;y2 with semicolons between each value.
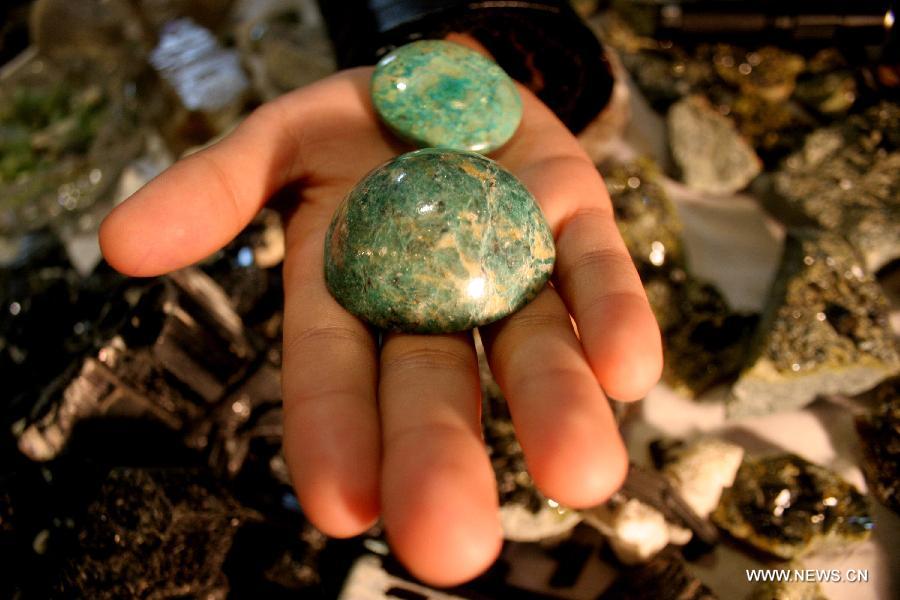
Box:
371;40;523;153
324;149;555;333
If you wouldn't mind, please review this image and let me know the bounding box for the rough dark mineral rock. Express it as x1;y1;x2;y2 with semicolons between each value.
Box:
200;208;284;319
16;268;258;461
55;468;258;599
604;158;685;277
729;230;899;417
597;15;715;110
854;377;900;515
223;514;331;597
765;102;900;272
794;49;858;117
600;548;718;599
712;454;873;559
202;362;284;481
711;45;805;103
659;278;759;398
1;231;84;437
600;17;856;166
199;208;285;350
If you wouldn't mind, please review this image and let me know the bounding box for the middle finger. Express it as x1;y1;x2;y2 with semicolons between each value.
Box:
379;331;502;586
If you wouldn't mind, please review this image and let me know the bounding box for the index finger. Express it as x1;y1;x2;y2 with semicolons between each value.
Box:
98;69;370;276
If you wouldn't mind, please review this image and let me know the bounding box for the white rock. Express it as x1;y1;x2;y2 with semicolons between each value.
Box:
664;438;745;518
583;499;673;565
499;503;582;543
668;95;762;195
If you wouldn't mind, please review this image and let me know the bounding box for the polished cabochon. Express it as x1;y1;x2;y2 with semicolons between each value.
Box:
370;39;523;153
325;149;555;333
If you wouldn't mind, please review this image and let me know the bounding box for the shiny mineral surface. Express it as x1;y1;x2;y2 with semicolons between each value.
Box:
855;377;900;515
794;49;858;117
711;45;805;104
324;149;555;333
729;229;899;417
659;278;758;398
370;40;522;153
601;20;862;166
768;102;900;272
713;454;873;560
604;159;684;276
56;468;254;597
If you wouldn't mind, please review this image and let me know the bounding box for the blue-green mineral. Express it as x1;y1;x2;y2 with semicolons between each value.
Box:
324;149;555;333
371;40;523;153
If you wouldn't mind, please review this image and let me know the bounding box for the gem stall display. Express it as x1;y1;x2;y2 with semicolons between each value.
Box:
5;3;900;597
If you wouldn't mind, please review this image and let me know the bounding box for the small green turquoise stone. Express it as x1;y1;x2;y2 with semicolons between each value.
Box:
371;40;523;153
324;149;555;333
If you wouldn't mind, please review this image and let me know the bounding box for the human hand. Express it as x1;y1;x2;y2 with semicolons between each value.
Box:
100;62;662;586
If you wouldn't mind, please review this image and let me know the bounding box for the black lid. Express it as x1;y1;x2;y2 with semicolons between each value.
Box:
317;0;615;133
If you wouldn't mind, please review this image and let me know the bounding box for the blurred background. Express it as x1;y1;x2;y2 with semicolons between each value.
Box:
1;1;898;598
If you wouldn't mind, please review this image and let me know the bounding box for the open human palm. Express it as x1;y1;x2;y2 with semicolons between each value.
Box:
100;66;662;586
